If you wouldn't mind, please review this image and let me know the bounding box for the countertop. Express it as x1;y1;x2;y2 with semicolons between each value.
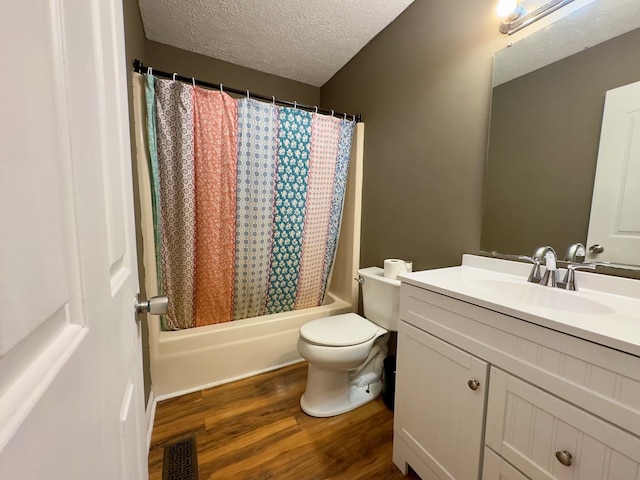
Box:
398;254;640;357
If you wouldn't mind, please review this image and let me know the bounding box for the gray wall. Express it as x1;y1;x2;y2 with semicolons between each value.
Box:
144;41;320;106
321;0;505;271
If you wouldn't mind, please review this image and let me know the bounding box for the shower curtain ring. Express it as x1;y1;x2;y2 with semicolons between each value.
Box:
344;113;347;120
246;90;250;99
172;73;177;81
272;96;275;105
192;77;196;87
147;67;152;75
331;110;334;117
220;84;224;93
294;101;297;109
315;106;318;113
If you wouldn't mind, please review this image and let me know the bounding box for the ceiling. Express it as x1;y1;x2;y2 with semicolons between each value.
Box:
137;0;415;87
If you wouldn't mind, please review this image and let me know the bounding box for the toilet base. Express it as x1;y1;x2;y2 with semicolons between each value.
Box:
300;364;384;417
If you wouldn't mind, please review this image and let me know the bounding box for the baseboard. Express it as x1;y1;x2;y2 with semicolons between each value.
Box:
145;391;157;453
153;359;305;402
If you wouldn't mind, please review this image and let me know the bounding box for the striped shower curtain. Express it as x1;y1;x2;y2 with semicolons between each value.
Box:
145;75;355;330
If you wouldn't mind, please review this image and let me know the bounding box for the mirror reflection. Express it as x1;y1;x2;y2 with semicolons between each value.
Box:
481;3;640;267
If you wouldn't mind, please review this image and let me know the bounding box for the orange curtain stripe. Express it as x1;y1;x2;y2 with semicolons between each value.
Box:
193;89;238;326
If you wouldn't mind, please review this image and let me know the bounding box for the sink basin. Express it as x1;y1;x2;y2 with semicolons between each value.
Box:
465;278;615;315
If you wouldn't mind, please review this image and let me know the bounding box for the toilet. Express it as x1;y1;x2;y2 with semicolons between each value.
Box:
297;266;400;417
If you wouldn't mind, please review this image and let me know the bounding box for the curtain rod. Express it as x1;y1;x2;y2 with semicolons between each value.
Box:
133;59;362;123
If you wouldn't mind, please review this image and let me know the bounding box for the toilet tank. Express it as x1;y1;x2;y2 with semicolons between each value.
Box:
358;266;400;331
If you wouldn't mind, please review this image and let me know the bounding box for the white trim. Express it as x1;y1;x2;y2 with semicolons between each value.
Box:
153;359;305;402
145;391;156;453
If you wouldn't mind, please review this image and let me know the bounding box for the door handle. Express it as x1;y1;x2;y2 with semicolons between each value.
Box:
588;244;604;254
135;294;168;320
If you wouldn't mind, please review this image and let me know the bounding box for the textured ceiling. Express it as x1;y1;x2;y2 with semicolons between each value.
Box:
138;0;414;87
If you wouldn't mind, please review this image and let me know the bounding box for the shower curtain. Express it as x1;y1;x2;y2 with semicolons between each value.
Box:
143;74;355;330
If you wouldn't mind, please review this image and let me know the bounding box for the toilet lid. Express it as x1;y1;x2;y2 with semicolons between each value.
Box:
299;313;380;347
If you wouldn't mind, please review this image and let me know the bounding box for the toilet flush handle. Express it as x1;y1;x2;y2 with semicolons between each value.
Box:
354;277;364;285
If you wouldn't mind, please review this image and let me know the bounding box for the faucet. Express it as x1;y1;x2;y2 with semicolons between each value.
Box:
565;242;586;263
528;246;558;287
559;263;597;291
523;244;598;290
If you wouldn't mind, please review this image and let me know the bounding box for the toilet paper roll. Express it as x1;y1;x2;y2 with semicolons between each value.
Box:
384;259;412;279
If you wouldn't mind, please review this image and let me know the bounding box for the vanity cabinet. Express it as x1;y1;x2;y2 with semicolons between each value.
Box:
393;282;640;480
482;448;529;480
393;321;488;480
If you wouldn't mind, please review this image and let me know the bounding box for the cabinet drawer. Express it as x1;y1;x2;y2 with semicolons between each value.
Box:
401;284;640;437
486;368;640;480
483;448;529;480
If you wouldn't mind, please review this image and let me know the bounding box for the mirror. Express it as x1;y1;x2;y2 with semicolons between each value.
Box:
481;0;640;267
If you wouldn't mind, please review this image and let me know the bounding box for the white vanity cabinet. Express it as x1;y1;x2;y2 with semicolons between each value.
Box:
393;321;488;480
393;275;640;480
483;448;529;480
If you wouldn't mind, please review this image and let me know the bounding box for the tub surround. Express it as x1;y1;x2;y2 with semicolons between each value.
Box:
150;294;353;399
133;74;365;400
393;254;640;479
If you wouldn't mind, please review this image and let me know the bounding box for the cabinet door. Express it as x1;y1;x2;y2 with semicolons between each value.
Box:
487;368;640;480
483;448;530;480
394;321;488;480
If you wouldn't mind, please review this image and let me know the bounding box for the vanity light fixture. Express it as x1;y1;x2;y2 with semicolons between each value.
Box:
496;0;524;21
498;0;575;35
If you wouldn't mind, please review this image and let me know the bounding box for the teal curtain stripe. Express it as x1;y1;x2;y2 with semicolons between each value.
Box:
265;108;312;314
144;74;163;295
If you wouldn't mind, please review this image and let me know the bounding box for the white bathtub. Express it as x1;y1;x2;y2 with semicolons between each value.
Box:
133;79;366;401
149;292;353;399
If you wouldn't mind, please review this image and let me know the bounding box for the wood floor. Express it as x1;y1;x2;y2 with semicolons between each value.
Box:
148;362;420;479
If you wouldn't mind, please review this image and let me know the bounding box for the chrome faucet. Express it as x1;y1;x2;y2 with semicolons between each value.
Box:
565;242;586;263
559;263;597;291
523;244;598;291
527;246;559;287
521;255;543;284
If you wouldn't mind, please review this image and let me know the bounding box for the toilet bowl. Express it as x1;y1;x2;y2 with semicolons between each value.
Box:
297;267;400;417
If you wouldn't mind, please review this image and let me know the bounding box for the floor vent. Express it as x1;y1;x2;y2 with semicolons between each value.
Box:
163;434;199;480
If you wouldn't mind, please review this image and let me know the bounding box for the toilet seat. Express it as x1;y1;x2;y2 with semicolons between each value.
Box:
299;313;380;347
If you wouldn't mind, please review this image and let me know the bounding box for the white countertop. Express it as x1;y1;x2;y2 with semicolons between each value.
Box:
398;255;640;357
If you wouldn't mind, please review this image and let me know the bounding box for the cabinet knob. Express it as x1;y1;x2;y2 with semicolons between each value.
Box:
555;450;573;467
467;379;480;391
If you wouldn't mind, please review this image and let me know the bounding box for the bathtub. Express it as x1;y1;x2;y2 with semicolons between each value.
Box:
149;292;353;399
132;78;365;401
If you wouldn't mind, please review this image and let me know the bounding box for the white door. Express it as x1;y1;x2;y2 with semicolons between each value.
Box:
586;80;640;266
0;1;147;479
